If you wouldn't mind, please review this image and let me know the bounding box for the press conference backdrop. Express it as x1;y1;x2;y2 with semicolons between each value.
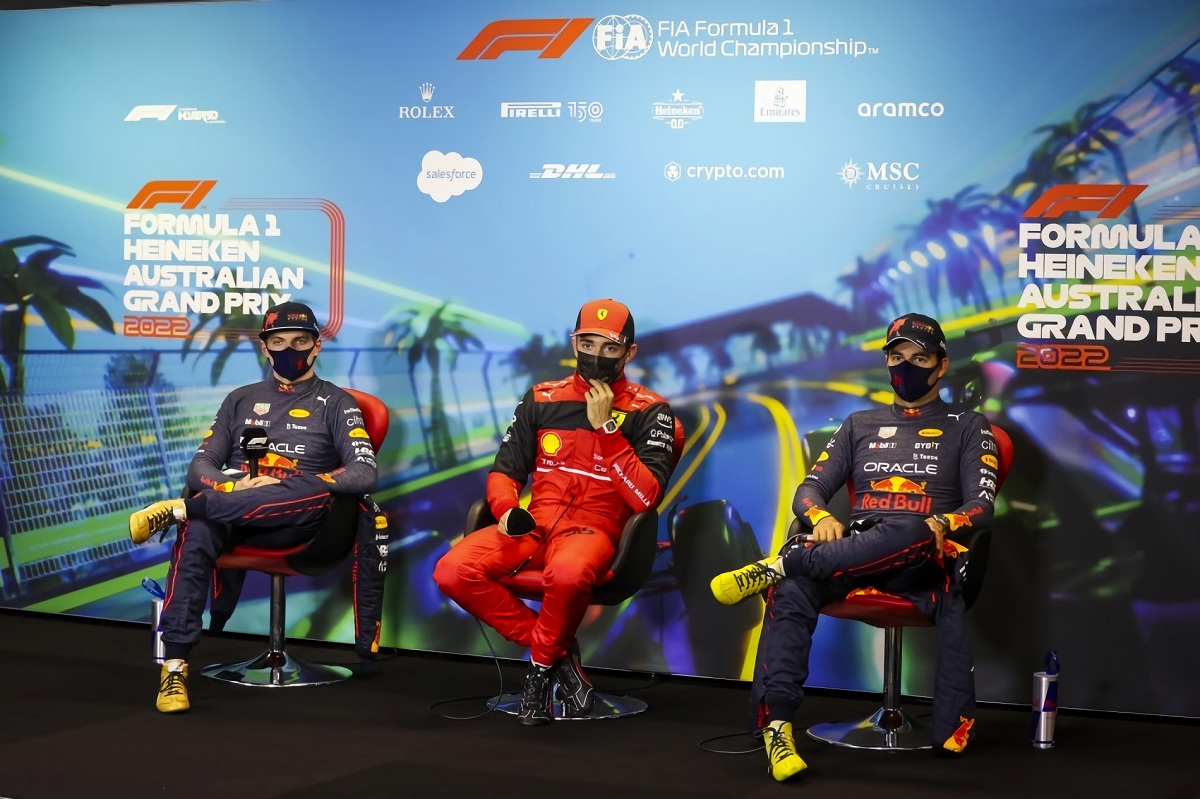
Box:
2;0;1199;718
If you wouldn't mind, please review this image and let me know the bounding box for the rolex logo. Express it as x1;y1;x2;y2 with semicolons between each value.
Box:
400;83;453;119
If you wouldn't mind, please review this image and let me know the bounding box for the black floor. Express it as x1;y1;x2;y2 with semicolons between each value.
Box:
1;609;1198;799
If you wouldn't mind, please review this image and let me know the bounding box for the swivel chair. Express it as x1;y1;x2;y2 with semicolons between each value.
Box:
201;388;390;687
460;417;685;719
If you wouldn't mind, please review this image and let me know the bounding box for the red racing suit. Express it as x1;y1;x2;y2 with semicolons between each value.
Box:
433;371;676;666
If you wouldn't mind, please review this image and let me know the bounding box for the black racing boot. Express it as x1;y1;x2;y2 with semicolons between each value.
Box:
553;639;595;717
518;662;553;726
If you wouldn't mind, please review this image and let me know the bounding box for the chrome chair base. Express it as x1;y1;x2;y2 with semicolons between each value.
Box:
807;706;931;750
201;649;352;687
488;691;648;720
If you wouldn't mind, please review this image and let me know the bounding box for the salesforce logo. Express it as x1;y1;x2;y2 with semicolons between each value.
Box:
858;101;945;118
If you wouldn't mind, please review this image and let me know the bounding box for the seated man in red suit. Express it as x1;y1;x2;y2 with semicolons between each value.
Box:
434;298;677;725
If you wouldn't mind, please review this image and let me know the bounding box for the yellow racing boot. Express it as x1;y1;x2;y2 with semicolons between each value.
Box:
130;499;186;544
710;556;784;605
156;661;189;714
764;721;808;782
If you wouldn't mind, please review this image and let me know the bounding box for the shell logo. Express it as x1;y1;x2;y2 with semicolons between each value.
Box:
540;432;562;455
289;409;310;418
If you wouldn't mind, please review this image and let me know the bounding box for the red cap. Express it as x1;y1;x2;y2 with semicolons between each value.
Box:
572;298;635;345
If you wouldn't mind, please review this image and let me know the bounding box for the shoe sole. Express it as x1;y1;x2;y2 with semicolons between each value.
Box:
771;759;807;782
710;575;757;605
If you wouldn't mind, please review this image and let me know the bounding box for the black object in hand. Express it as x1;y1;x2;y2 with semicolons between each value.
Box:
505;507;536;536
239;427;270;479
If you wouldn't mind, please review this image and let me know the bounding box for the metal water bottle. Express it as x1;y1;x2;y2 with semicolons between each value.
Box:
143;577;166;663
1032;650;1060;748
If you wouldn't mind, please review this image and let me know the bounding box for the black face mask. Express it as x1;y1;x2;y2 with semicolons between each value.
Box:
889;360;939;403
576;352;624;384
268;345;316;382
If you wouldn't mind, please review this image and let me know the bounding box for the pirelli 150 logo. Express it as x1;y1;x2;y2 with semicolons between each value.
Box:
121;180;346;339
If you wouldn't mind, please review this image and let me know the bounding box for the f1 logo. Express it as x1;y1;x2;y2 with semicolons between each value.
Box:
458;18;594;60
125;104;177;122
126;180;217;210
1023;184;1147;219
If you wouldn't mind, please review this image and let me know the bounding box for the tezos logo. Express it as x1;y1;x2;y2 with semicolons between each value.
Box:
593;14;653;60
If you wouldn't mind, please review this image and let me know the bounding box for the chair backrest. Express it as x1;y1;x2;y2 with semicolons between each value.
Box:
461;413;686;605
251;389;388;576
344;388;390;451
792;422;1015;610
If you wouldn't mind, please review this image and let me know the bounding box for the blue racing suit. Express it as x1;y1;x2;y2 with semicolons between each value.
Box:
750;398;998;747
158;374;377;661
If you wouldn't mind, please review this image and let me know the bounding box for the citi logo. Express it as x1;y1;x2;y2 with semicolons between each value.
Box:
530;163;615;180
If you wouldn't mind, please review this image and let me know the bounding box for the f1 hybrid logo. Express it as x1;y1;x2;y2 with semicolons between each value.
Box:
1023;184;1148;219
458;18;594;59
125;105;177;122
127;180;216;209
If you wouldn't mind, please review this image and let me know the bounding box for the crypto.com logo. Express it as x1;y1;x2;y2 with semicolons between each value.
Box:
1023;184;1148;219
458;18;594;59
127;180;216;209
